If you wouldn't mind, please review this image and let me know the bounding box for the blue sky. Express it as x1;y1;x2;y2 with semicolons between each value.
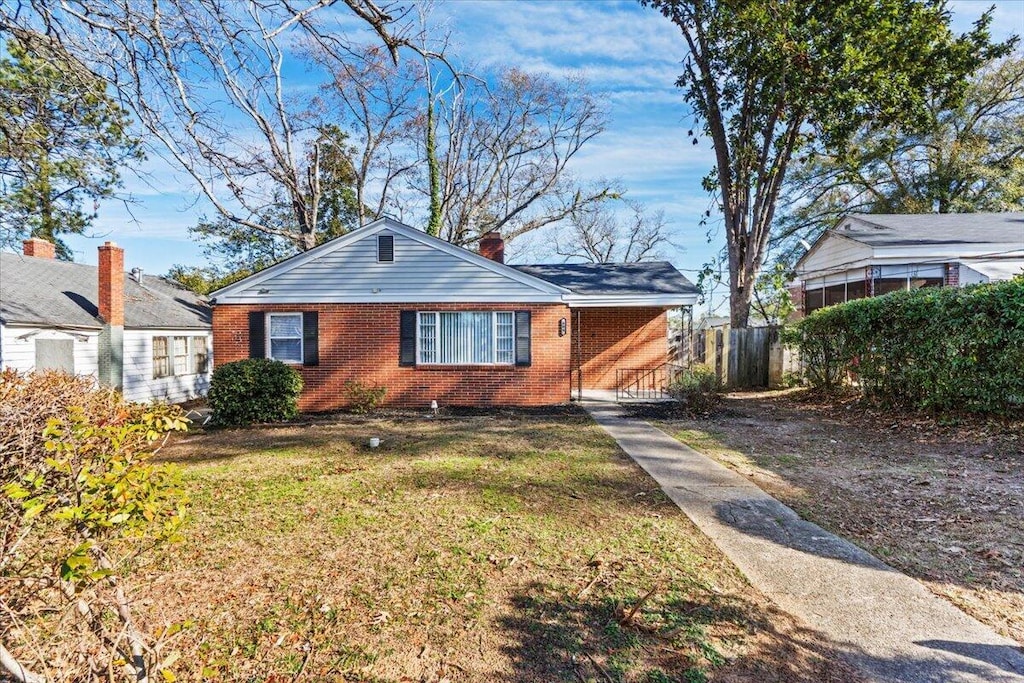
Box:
61;0;1023;310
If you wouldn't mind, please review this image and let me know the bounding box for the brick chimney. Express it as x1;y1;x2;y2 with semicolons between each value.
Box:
23;237;56;259
479;231;504;264
98;242;125;325
97;242;125;391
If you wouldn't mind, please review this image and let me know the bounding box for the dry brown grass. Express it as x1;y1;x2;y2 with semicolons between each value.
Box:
138;409;860;682
658;390;1024;646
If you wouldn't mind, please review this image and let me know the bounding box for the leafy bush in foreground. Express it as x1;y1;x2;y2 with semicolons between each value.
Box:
668;365;723;414
786;278;1024;413
208;358;303;425
0;369;189;682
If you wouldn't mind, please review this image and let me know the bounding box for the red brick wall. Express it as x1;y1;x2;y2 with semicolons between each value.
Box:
574;307;668;390
213;302;571;410
944;262;960;287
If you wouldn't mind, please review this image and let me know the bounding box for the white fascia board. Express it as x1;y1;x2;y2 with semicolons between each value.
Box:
794;259;872;283
873;244;1024;259
1;322;102;332
123;326;212;332
211;217;569;301
215;293;566;305
564;294;700;308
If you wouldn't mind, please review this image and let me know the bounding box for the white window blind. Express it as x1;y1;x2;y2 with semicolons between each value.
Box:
417;311;514;365
268;313;303;363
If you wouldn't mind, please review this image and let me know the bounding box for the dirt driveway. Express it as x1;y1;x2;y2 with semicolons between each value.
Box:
650;391;1024;645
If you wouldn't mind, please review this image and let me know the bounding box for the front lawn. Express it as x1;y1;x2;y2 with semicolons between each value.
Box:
150;409;856;682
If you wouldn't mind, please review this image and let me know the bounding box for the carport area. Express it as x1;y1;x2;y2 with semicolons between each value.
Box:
512;261;699;402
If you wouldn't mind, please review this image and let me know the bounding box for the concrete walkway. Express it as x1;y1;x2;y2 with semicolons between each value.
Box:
584;401;1024;683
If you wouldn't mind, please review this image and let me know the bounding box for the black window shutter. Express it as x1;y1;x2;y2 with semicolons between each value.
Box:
302;312;319;366
515;310;531;367
248;312;265;358
399;310;416;366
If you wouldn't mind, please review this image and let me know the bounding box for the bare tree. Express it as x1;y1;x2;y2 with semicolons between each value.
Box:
310;44;423;226
554;194;673;263
427;68;612;246
0;0;423;252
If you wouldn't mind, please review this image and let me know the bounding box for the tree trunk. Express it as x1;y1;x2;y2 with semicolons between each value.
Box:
425;93;442;237
729;264;754;328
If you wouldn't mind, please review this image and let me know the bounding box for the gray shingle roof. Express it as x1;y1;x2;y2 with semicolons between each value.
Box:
512;261;699;296
837;213;1024;247
1;252;211;329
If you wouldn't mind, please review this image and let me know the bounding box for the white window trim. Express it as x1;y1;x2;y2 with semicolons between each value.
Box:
415;311;515;366
266;312;304;364
377;233;394;263
153;336;172;379
172;335;192;376
153;335;210;378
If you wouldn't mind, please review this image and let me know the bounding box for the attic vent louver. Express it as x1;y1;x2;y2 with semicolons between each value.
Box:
377;234;394;262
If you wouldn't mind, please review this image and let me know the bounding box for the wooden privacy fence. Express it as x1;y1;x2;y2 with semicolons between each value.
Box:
680;326;796;389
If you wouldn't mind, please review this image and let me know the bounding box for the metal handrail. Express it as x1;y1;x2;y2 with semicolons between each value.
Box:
615;362;685;401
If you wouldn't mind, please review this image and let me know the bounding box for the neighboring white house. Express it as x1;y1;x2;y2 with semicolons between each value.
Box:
1;238;212;403
793;213;1024;315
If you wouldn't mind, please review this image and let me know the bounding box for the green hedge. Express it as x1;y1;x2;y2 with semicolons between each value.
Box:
785;279;1024;414
208;359;303;425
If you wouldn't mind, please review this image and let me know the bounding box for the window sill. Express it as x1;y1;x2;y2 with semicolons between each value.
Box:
414;364;518;371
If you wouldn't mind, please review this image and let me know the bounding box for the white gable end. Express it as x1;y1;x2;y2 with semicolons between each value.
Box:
797;232;873;279
213;220;565;304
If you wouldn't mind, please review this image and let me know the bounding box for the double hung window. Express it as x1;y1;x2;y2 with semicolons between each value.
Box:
268;313;303;364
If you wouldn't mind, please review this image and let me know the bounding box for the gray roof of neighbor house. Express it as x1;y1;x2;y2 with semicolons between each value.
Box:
0;252;211;330
835;213;1024;247
512;261;699;296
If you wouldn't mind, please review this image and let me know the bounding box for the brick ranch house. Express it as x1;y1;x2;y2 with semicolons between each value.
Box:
210;218;700;409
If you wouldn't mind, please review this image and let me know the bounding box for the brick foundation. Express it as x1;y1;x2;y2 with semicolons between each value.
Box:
573;307;668;390
213;302;572;410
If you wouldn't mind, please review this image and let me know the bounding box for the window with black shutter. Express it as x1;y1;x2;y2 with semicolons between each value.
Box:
514;310;531;366
302;312;319;366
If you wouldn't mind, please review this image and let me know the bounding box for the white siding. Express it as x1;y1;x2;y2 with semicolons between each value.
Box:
225;230;558;303
0;324;210;404
799;233;872;278
0;324;99;377
960;264;990;286
122;329;212;404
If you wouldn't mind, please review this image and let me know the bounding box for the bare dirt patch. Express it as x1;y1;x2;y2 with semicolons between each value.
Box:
651;390;1024;645
140;409;861;682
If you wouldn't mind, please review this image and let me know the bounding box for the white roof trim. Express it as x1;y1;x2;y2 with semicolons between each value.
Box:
960;258;1024;281
210;218;569;301
210;293;565;304
564;294;699;308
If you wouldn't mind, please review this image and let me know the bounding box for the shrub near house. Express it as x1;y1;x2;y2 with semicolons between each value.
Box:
787;278;1024;413
208;358;303;425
